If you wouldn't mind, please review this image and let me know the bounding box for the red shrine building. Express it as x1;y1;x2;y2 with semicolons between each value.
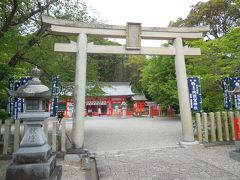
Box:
49;82;160;118
54;82;135;117
132;94;148;116
85;82;134;116
132;94;160;117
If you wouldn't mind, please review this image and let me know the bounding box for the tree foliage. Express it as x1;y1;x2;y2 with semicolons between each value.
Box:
0;0;140;109
141;56;178;111
170;0;240;39
186;27;240;111
87;38;126;83
0;0;101;108
143;0;240;112
141;27;240;112
0;0;101;81
124;55;147;92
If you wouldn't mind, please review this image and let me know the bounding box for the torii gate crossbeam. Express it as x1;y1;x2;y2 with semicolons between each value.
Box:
43;16;209;148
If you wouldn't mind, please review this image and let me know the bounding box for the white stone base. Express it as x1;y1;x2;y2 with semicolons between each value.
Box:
180;141;199;146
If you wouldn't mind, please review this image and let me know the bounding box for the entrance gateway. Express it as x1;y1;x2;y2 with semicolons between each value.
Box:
43;16;209;148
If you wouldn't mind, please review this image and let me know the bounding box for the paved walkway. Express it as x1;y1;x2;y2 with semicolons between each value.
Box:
84;117;240;180
84;117;182;152
96;145;240;180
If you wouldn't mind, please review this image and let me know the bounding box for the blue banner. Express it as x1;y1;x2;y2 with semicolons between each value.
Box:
188;77;202;112
8;77;15;117
20;77;32;86
18;77;32;116
50;76;60;117
231;77;240;110
9;77;31;119
221;77;232;110
13;82;21;119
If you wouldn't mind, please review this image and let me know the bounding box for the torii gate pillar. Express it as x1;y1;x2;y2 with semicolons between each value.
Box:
174;37;195;143
72;33;87;148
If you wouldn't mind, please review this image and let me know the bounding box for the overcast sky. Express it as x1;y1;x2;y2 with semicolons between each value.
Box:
84;0;209;46
84;0;208;26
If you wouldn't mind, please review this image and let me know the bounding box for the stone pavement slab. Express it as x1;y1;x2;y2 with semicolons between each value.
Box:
95;145;240;180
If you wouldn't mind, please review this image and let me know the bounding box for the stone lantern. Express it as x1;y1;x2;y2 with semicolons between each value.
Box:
6;67;62;180
121;101;127;119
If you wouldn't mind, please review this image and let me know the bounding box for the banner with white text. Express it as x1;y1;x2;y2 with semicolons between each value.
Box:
221;77;232;110
231;77;240;110
187;77;202;112
50;76;60;117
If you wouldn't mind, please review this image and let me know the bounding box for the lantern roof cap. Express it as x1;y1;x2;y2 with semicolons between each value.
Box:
9;67;50;97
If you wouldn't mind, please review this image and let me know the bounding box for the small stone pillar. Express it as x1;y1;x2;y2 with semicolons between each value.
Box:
6;67;62;180
222;112;229;141
216;112;223;141
209;112;216;142
202;112;208;143
114;106;119;117
196;113;202;143
121;101;127;119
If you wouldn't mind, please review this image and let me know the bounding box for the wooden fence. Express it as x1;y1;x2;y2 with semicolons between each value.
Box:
0;117;67;155
195;111;239;143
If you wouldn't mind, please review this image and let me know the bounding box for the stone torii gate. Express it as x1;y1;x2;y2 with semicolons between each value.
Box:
43;16;209;148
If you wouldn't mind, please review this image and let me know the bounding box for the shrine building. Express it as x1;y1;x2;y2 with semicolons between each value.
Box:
53;82;136;117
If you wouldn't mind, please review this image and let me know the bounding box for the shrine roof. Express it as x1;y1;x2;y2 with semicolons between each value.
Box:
102;82;134;96
59;82;134;97
132;94;148;101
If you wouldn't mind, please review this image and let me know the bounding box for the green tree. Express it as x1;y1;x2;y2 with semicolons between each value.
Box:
186;27;240;111
141;56;178;111
124;55;147;92
167;0;240;112
170;0;240;39
87;38;126;82
0;0;59;73
0;0;100;81
0;0;101;108
141;26;240;112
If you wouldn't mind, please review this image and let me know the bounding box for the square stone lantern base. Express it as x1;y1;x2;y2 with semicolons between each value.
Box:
6;154;62;180
6;124;62;180
13;143;52;164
